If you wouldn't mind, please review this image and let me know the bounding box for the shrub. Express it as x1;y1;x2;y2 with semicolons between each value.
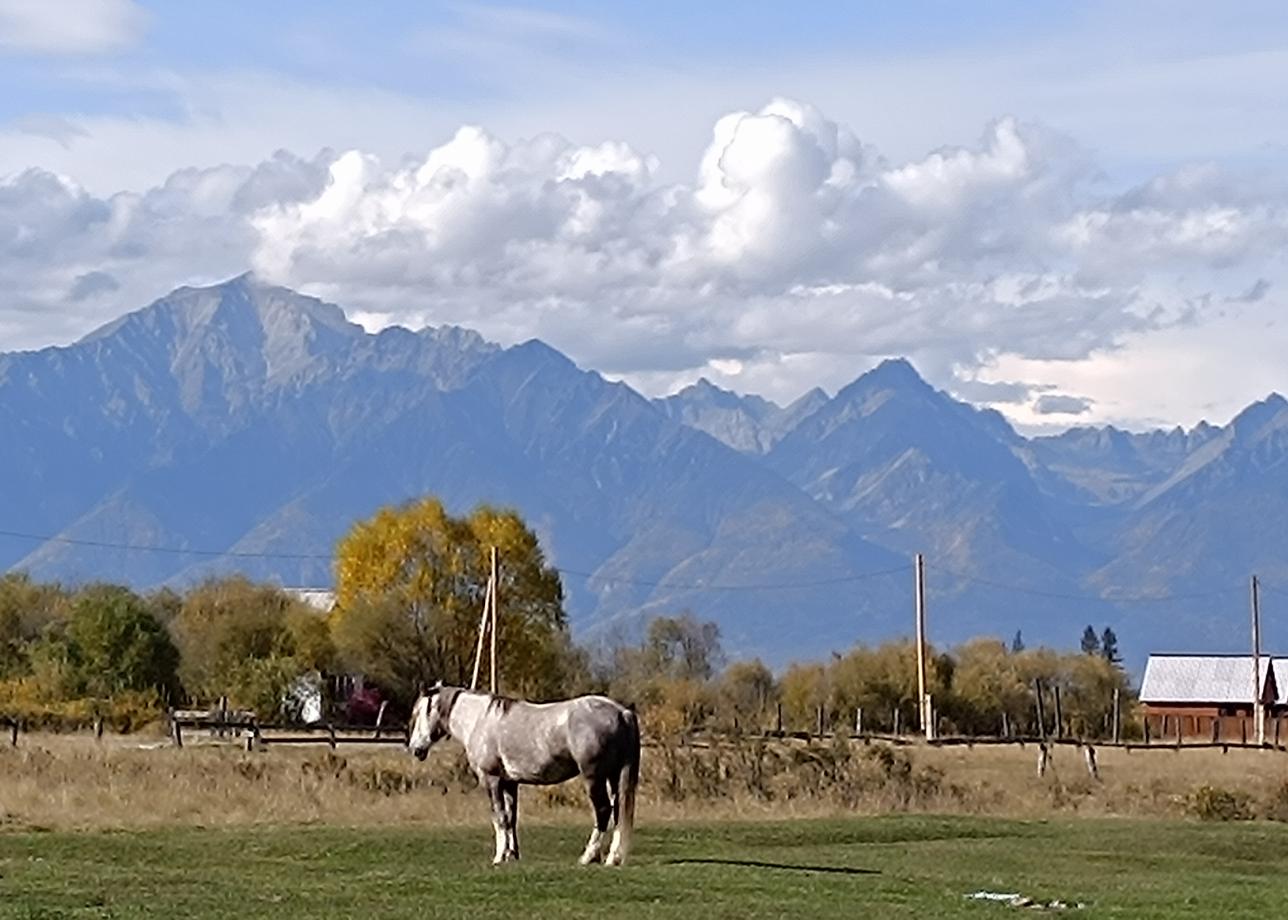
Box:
1185;784;1255;821
1261;780;1288;822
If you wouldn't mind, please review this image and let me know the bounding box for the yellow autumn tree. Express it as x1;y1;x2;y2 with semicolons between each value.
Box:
332;498;571;702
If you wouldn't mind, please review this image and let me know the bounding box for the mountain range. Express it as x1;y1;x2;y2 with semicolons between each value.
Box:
3;275;1285;667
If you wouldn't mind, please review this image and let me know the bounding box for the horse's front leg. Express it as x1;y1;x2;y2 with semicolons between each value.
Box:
484;776;508;865
500;780;520;862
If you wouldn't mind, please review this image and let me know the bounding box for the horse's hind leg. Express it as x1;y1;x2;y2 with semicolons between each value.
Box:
485;776;508;865
500;780;520;862
578;776;612;865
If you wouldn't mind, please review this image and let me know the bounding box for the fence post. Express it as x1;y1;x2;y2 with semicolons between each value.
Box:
374;700;389;739
1053;686;1064;739
1001;711;1010;739
1112;688;1121;744
1033;679;1047;738
1083;744;1100;780
815;704;825;738
328;723;338;750
172;718;184;749
94;716;104;742
775;702;783;735
893;708;902;737
8;720;17;747
855;708;863;735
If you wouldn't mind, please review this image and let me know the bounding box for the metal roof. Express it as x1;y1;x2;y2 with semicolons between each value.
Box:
282;587;336;612
1139;655;1284;705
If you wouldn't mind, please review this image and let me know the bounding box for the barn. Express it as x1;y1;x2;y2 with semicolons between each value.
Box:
1139;654;1286;742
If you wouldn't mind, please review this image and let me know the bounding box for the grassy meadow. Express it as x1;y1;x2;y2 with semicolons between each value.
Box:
3;734;1288;916
3;817;1288;918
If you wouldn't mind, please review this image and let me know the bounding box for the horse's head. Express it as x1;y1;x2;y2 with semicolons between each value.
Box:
408;681;457;761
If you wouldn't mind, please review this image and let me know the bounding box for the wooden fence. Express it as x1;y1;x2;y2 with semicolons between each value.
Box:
6;710;1288;761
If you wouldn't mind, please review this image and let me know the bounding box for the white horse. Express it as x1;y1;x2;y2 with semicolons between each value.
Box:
409;683;640;866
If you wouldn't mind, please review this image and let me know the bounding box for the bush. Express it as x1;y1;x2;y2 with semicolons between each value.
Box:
0;679;165;732
1185;784;1255;821
1261;781;1288;822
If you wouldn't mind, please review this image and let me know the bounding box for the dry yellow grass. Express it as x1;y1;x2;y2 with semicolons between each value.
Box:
3;730;1288;831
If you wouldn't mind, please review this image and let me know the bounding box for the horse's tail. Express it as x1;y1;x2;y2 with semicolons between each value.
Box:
611;704;641;866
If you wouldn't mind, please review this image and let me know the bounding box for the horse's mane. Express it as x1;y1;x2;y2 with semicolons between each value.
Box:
486;694;518;714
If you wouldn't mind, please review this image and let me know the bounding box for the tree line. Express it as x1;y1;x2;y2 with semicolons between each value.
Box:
0;496;1134;737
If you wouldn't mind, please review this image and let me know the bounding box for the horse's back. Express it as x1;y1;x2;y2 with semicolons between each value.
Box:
563;695;636;772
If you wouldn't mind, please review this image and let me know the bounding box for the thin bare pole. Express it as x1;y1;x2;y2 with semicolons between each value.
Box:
490;546;499;695
470;576;494;691
914;553;933;739
1253;574;1265;746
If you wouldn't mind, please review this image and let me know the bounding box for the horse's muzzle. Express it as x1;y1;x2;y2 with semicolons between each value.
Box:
411;746;429;762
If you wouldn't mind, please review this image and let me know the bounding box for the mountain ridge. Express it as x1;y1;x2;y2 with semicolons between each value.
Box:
4;276;1286;664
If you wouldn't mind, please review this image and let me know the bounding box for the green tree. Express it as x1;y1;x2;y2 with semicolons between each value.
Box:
0;573;69;679
172;577;333;715
779;662;827;731
1080;625;1101;656
1062;651;1132;737
1101;627;1121;665
717;658;777;732
828;640;949;733
948;637;1033;734
332;498;570;702
65;585;180;700
644;614;723;681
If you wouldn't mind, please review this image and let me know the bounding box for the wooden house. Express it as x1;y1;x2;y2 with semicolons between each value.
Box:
1139;654;1284;742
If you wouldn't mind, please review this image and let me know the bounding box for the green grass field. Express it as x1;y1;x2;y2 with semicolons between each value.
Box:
2;816;1287;919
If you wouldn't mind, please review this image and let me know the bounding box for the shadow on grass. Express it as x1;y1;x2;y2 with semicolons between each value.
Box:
664;858;879;876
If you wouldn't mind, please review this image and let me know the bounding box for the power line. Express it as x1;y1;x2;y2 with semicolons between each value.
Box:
0;526;912;592
0;524;1258;601
0;528;331;560
924;559;1241;605
1259;581;1288;598
553;564;913;592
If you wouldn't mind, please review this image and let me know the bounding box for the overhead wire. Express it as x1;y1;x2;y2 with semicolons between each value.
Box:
923;559;1243;605
0;524;1259;603
0;525;912;592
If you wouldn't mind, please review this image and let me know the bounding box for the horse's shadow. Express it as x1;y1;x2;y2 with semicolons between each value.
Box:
664;857;879;876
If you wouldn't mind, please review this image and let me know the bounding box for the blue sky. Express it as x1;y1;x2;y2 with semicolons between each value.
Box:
5;1;1288;430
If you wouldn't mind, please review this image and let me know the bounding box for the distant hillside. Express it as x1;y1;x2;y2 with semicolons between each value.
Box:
3;275;1283;665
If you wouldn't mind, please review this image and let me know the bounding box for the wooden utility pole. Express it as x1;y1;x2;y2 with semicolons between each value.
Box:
1253;574;1265;746
914;553;934;740
469;574;494;691
490;547;499;695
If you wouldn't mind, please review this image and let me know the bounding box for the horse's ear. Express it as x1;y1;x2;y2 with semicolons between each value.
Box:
415;680;426;698
432;679;444;694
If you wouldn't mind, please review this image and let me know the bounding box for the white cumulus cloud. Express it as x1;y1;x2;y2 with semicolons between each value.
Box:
2;98;1287;430
0;0;147;55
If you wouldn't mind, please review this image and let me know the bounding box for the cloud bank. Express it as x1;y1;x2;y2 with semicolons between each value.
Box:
0;0;147;55
2;99;1285;429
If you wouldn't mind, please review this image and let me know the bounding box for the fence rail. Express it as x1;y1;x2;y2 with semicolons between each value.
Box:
6;713;1288;759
